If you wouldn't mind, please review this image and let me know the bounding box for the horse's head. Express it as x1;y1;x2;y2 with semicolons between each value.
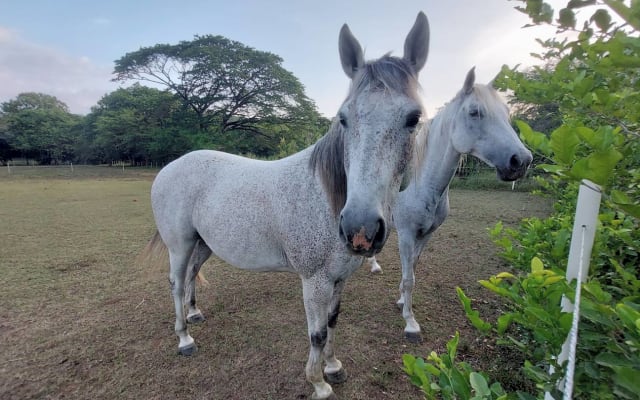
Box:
311;12;429;257
450;67;532;181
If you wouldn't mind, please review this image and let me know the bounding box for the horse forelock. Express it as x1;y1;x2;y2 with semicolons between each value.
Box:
309;119;346;217
350;54;421;101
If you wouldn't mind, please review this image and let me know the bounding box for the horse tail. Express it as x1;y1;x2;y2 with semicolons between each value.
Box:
196;271;209;286
136;230;168;268
138;231;209;301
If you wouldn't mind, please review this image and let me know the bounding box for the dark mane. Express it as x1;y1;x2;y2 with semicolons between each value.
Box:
309;55;421;216
309;118;346;216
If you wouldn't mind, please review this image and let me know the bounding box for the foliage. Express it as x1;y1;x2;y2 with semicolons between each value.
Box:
405;1;640;398
112;34;322;140
2;34;331;164
0;93;82;164
403;332;510;400
485;0;640;398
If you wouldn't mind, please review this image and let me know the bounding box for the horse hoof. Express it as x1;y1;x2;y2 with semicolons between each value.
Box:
187;313;205;324
311;392;338;400
178;343;197;356
325;368;348;384
404;331;423;343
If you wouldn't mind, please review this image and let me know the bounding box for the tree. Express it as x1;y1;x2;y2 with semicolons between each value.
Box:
112;35;319;141
81;84;192;165
1;93;80;164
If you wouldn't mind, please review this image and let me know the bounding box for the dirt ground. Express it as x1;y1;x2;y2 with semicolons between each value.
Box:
0;173;551;400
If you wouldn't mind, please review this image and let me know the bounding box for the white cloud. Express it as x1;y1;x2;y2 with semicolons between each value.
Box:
0;26;118;114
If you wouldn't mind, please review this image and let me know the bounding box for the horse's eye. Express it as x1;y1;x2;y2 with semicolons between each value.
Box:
469;108;483;119
338;113;347;127
405;111;422;129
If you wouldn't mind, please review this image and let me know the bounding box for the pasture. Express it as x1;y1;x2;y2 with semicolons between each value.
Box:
0;166;550;399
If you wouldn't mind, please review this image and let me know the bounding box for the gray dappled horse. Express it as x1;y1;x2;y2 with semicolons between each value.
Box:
367;68;533;342
141;12;430;400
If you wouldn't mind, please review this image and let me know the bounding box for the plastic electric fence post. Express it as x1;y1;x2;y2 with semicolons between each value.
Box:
544;179;601;400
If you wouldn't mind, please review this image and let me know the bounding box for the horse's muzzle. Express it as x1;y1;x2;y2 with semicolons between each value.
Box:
338;210;387;256
497;150;533;181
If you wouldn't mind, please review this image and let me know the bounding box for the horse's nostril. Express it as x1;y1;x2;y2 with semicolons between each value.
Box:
510;154;521;169
338;215;346;241
373;218;386;248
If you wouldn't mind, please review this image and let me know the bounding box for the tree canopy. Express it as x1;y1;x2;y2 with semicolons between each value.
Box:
1;93;81;164
113;35;319;137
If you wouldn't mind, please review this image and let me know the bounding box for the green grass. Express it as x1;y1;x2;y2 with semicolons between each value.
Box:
1;164;158;180
449;169;541;192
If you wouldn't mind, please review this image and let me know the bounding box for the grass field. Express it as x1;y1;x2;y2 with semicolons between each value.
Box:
0;165;551;399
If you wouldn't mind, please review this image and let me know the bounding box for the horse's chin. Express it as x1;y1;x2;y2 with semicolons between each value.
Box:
496;167;526;182
346;246;381;258
343;236;386;257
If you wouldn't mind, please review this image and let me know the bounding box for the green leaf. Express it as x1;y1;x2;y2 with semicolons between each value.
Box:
612;367;640;397
497;313;514;334
550;125;580;165
595;352;638;369
516;120;551;155
531;256;544;272
558;8;577;28
616;303;640;331
470;372;491;397
591;8;612;31
569;148;623;185
568;0;596;8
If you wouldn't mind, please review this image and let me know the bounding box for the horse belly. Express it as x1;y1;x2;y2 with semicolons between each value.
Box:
197;215;292;273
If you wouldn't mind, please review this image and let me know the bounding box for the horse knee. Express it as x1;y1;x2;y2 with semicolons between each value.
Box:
401;278;415;291
310;328;328;348
328;303;340;329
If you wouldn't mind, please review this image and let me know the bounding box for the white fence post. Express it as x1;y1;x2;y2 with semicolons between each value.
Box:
545;179;602;400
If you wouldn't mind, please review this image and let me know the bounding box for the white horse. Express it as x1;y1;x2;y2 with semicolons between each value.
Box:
367;67;532;342
141;12;430;400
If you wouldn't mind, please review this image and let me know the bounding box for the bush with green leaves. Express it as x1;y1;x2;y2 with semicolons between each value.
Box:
403;332;510;400
404;1;640;398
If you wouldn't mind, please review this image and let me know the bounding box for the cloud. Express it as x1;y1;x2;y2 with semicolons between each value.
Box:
0;26;118;115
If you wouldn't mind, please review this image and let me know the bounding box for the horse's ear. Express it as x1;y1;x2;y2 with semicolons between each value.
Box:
463;66;476;95
403;11;430;74
339;24;364;79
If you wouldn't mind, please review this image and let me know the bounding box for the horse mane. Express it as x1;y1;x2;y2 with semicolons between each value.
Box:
309;54;424;216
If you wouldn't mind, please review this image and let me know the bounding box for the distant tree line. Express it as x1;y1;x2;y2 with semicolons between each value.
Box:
0;35;330;166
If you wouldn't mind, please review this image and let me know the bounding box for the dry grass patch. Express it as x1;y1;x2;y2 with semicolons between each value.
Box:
0;168;551;399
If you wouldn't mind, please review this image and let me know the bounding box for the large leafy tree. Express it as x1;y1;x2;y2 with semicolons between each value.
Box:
81;84;193;164
112;35;319;139
0;93;80;164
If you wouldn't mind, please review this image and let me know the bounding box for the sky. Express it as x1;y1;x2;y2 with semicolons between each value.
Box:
0;0;565;118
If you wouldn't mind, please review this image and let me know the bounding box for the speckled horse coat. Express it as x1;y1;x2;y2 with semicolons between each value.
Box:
142;12;430;400
367;67;533;343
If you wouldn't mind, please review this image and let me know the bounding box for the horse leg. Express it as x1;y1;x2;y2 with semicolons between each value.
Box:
302;278;338;400
168;239;198;356
323;279;347;384
367;257;382;274
397;233;429;343
185;239;212;324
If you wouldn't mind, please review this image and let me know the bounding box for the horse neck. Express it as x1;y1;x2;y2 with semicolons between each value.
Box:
417;108;462;205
